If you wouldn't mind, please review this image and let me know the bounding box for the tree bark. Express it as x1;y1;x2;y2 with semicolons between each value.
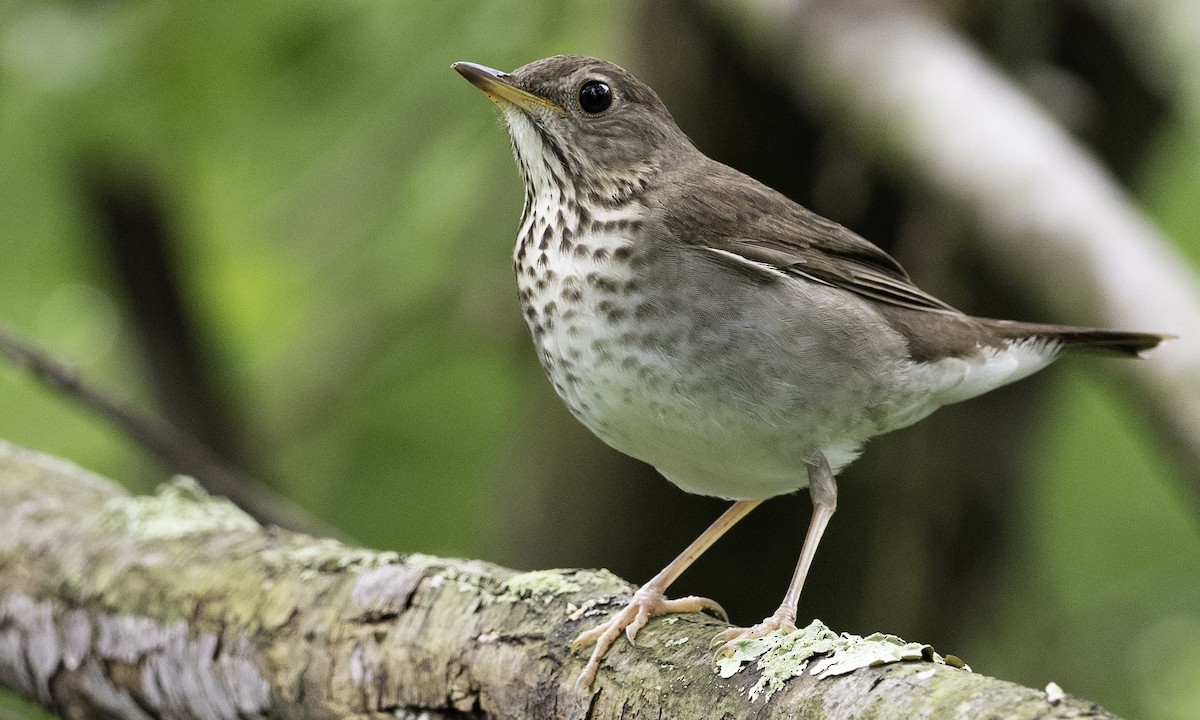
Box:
0;441;1121;719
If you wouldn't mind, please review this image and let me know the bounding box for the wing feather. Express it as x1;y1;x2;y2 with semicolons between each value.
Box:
664;162;960;315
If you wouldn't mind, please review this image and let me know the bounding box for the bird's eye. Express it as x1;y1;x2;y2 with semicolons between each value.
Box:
578;80;613;114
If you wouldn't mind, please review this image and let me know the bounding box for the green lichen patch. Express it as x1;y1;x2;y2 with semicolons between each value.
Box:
715;620;968;702
498;570;583;604
493;568;628;609
263;538;400;575
99;476;259;540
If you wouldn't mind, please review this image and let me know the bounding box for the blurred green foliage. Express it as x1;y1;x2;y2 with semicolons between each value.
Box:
0;0;619;550
0;2;1197;720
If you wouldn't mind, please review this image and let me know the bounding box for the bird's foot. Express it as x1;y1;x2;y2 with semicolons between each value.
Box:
710;609;798;660
572;584;726;689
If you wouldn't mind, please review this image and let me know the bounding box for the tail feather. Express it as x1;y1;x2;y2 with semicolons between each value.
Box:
987;320;1170;358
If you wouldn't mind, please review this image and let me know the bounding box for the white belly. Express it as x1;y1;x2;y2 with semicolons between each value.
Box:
514;198;1060;501
520;236;910;499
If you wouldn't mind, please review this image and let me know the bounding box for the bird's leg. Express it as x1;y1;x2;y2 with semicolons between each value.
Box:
572;498;761;688
712;455;837;656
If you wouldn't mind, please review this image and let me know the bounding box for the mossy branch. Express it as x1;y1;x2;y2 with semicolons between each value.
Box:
0;441;1119;719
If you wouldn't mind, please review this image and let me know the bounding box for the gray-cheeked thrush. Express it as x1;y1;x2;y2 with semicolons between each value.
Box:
454;55;1168;688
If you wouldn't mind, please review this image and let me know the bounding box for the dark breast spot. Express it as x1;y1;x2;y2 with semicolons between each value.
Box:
586;273;620;293
560;276;583;302
592;344;614;363
597;299;627;322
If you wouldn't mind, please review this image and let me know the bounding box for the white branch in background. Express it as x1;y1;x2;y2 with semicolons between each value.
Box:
708;0;1200;492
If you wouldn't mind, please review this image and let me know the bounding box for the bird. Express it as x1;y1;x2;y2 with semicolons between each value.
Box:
452;54;1168;688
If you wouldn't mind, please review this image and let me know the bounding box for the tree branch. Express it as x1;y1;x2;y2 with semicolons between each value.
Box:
0;441;1120;719
704;0;1200;505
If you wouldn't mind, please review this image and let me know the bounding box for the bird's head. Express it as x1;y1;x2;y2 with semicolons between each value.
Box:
454;55;694;201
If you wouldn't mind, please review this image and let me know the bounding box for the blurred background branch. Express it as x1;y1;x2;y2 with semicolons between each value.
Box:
0;324;336;537
705;0;1200;507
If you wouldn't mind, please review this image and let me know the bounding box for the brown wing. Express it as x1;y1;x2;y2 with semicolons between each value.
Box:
663;161;960;314
657;161;1167;361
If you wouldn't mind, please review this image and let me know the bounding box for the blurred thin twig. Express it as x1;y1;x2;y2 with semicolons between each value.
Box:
0;323;341;538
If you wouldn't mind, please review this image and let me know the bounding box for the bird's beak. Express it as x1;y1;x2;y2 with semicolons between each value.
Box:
453;61;566;117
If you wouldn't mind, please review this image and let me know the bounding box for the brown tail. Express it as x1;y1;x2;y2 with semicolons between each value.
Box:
986;320;1171;358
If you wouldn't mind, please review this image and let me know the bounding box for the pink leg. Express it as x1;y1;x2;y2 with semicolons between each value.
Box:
712;455;837;655
572;499;762;688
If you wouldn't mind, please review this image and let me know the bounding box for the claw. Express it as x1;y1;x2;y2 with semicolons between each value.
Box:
623;607;648;644
709;614;798;659
568;501;764;688
572;589;725;688
682;595;728;623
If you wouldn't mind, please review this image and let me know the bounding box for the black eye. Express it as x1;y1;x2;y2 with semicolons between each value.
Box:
578;80;612;114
